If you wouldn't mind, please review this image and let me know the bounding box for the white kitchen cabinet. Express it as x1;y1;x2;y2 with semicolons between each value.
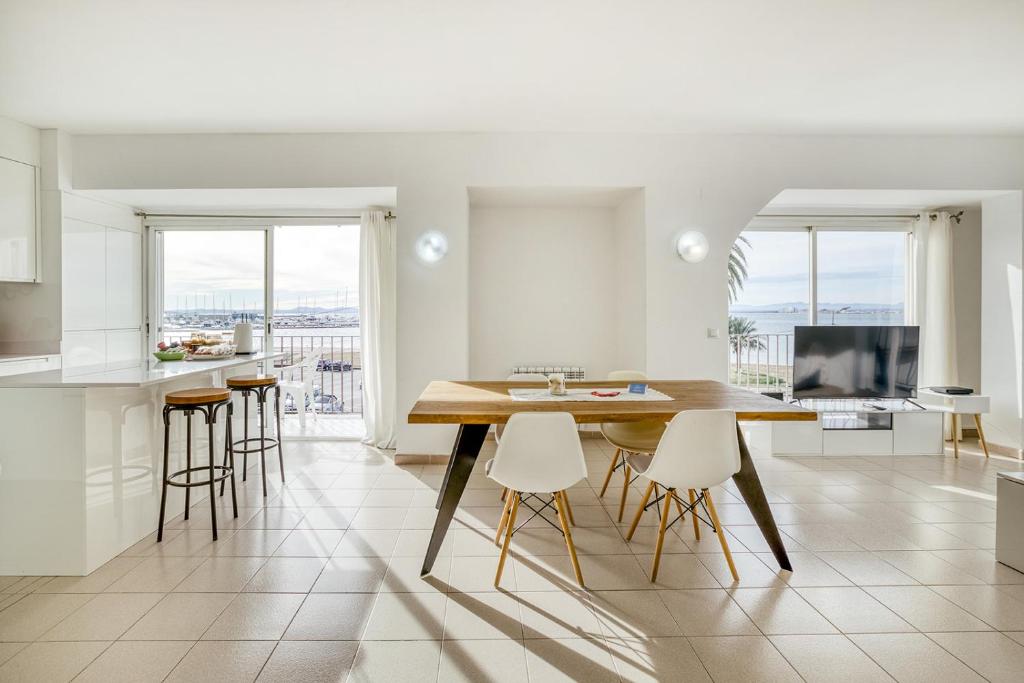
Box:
62;330;106;368
0;156;38;282
62;218;107;330
105;228;142;329
106;329;141;362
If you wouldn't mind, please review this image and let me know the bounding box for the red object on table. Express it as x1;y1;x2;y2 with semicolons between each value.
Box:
591;390;621;397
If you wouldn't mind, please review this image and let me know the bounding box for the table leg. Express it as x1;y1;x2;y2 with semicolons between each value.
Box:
952;414;960;459
731;423;792;572
973;414;990;458
422;423;489;575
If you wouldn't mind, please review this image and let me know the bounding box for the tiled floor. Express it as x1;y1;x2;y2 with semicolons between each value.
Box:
1;429;1024;681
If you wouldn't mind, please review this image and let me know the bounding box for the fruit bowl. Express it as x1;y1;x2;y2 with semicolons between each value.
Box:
153;350;187;361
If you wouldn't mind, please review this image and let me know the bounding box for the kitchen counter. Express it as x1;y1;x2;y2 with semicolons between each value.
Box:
0;351;283;575
0;351;282;388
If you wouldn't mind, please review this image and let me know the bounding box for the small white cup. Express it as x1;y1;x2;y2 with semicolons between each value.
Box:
548;373;567;396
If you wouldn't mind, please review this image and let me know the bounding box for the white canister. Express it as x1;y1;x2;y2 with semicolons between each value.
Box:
233;322;254;354
548;373;567;396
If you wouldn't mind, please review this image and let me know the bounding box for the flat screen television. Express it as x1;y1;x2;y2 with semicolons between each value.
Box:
792;325;920;399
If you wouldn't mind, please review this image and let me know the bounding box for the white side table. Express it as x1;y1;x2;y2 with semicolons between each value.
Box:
917;389;991;458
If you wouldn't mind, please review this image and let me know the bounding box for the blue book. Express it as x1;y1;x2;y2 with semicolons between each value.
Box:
628;383;647;394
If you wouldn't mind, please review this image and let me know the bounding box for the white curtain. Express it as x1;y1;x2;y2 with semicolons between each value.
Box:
914;211;959;435
359;210;398;449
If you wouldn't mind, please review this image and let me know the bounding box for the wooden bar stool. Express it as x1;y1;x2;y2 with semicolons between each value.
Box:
156;387;237;542
226;374;284;497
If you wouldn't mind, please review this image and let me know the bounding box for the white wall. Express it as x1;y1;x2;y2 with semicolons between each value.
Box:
469;206;618;380
613;191;647;372
68;132;1024;454
981;192;1024;452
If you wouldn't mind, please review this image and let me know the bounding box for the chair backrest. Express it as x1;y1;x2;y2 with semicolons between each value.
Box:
608;370;647;381
644;409;741;490
488;412;587;493
280;351;322;384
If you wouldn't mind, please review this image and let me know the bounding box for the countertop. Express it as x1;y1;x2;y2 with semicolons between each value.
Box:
0;352;283;388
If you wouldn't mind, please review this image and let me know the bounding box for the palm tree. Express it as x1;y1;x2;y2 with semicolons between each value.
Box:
728;235;750;303
729;315;765;350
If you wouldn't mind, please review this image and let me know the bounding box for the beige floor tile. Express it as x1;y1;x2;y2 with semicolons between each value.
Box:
210;529;291;556
349;507;409;529
75;641;192;683
927;631;1024;683
283;593;375;640
243;557;327;593
202;592;305;640
816;551;919;585
104;555;207;593
634;553;720;589
381;554;452;593
523;637;618;683
256;641;358;682
173;556;267;592
451;527;505;557
443;591;523;641
929;584;1024;630
242;507;307;530
603;636;711;682
574;554;653;590
439;639;528;683
333;529;401;557
698;552;787;588
689;635;802;682
361;592;446;640
849;633;986;682
449;555;514;592
122;592;235;640
589;590;683;639
874;550;986;585
794;586;914;633
149;528;220;557
756;551;853;587
864;586;991;631
311;556;387;593
0;593;92;641
40;592;162;641
510;555;577;591
769;634;892;682
932;549;1024;584
730;587;838;635
348;640;441;683
518;591;601;640
165;640;275;683
273;528;345;557
34;557;142;594
0;642;27;666
658;589;759;636
0;641;108;682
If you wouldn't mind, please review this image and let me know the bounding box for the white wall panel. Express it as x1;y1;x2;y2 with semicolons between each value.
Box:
62;217;106;330
105;228;141;329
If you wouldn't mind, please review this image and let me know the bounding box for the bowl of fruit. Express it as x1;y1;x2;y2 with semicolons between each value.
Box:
153;341;187;361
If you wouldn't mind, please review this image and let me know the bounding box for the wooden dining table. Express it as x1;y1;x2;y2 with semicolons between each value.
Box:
408;379;817;576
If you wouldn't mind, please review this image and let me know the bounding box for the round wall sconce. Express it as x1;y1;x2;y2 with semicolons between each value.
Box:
676;230;709;263
415;230;449;263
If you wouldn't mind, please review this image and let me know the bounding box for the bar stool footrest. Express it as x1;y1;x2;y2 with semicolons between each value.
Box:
232;437;280;453
166;465;233;488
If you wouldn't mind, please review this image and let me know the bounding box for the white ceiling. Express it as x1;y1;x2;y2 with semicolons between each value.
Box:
765;189;1011;210
2;1;1023;135
468;187;639;208
83;187;397;213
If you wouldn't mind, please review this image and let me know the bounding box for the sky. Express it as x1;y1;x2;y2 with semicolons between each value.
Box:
730;230;906;308
163;225;360;313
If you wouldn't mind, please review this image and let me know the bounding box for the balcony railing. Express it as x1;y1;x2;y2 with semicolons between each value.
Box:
729;333;794;394
165;333;362;415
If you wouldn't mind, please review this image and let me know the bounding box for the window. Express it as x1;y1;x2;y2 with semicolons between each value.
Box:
728;225;913;391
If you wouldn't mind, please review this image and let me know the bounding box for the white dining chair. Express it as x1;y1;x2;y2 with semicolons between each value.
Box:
496;373;553;505
598;370;668;521
487;412;588;587
276;351;323;428
624;409;742;582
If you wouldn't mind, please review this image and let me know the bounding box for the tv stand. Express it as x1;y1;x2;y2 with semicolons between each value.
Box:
772;397;944;456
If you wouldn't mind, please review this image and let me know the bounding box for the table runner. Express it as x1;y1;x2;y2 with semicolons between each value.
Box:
508;387;674;402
